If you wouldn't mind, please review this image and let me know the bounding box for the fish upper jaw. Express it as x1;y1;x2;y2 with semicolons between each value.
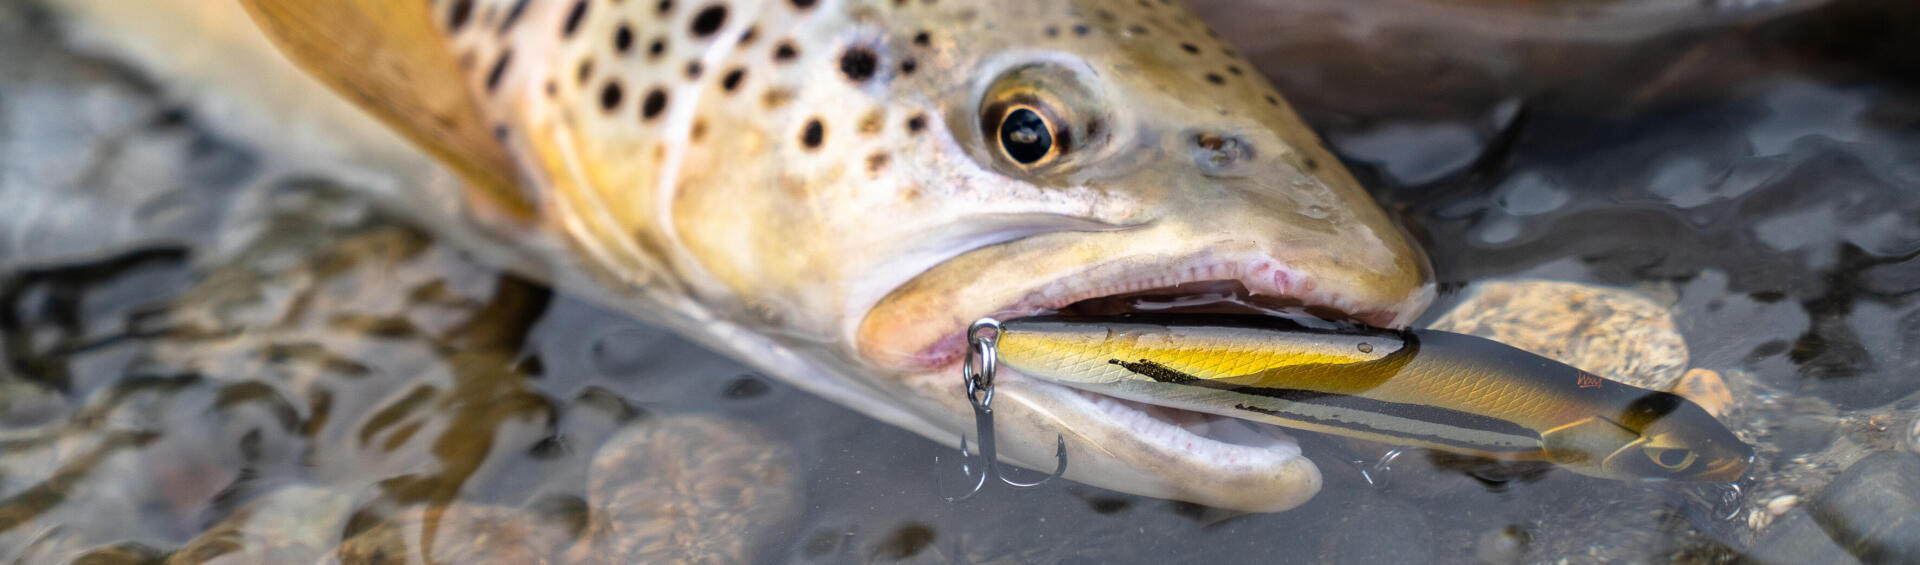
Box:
854;232;1435;373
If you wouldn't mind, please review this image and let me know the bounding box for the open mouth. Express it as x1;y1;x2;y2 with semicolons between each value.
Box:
915;257;1427;463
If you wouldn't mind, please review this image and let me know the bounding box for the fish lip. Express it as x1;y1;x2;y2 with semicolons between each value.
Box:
914;253;1417;371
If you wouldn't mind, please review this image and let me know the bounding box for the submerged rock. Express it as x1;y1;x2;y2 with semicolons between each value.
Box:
565;415;803;565
166;486;360;565
1803;451;1920;564
320;504;576;565
1748;450;1920;564
1429;279;1690;390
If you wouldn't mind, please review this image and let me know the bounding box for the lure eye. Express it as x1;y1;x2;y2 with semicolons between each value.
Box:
998;107;1055;165
1644;447;1697;471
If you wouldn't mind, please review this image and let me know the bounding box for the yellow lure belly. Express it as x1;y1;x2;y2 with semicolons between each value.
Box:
995;315;1752;482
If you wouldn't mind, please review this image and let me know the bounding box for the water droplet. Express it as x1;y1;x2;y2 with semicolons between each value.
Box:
1357;342;1374;353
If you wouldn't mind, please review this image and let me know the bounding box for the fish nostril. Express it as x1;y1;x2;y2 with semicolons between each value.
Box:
1192;133;1253;176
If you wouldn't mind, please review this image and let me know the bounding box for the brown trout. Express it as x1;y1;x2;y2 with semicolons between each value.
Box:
46;0;1434;511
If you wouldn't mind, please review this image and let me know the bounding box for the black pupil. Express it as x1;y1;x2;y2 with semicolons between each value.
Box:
1657;450;1689;468
999;108;1052;164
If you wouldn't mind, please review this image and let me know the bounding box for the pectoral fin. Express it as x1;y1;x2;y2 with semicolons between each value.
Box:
236;0;533;222
1539;416;1639;466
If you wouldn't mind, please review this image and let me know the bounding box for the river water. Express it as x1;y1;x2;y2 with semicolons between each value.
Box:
2;1;1917;563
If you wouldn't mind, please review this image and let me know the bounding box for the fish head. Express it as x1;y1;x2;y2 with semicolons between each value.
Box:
838;1;1434;511
1542;391;1752;482
1599;392;1754;483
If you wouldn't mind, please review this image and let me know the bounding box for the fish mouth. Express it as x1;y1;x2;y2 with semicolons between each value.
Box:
913;256;1417;369
862;253;1430;508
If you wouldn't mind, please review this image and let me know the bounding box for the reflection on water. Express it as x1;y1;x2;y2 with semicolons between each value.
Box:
3;0;1919;563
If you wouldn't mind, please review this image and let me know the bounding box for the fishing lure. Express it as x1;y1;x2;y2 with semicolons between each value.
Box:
992;314;1753;482
938;319;1066;502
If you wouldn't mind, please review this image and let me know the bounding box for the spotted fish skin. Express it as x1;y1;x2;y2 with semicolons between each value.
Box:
436;0;1429;329
60;0;1435;512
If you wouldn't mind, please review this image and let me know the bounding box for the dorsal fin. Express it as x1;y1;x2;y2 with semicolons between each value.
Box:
236;0;534;221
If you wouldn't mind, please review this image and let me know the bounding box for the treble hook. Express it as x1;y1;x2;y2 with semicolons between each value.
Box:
937;318;1068;502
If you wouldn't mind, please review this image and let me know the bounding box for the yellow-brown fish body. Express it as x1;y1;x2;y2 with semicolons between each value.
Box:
49;0;1436;511
998;315;1753;482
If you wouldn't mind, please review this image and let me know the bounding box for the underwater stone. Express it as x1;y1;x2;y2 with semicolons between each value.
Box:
1804;451;1920;564
1428;279;1688;389
1748;508;1862;565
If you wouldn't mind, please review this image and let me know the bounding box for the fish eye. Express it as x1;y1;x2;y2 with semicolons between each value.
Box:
1643;447;1697;471
976;64;1093;174
997;106;1056;166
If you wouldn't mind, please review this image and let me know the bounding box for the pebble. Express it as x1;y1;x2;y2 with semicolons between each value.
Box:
1765;495;1800;516
565;415;802;564
1670;368;1733;419
1428;280;1688;390
1474;525;1529;565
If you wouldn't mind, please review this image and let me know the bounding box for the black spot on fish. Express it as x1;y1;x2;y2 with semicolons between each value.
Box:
614;24;634;53
657;0;674;14
740;26;759;45
790;0;817;9
1073;24;1090;36
721;68;745;92
899;58;917;75
649;38;667;59
1205;73;1225;85
912;31;931;46
839;47;879;82
774;41;799;62
599;81;623;112
576;58;594;85
1226;64;1243;76
800;118;824;150
486;49;513;93
447;0;474;32
690;5;728;37
906;113;926;133
1265;94;1280;106
1181;42;1201;54
498;0;529;34
561;0;588;38
641;88;668;120
686;61;704;79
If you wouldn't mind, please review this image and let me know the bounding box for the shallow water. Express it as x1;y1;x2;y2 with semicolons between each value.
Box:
3;1;1919;563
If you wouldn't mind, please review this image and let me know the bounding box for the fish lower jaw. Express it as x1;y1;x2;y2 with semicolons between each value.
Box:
1064;385;1306;466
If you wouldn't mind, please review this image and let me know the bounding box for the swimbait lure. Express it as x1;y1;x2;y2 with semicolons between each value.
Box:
993;314;1753;482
